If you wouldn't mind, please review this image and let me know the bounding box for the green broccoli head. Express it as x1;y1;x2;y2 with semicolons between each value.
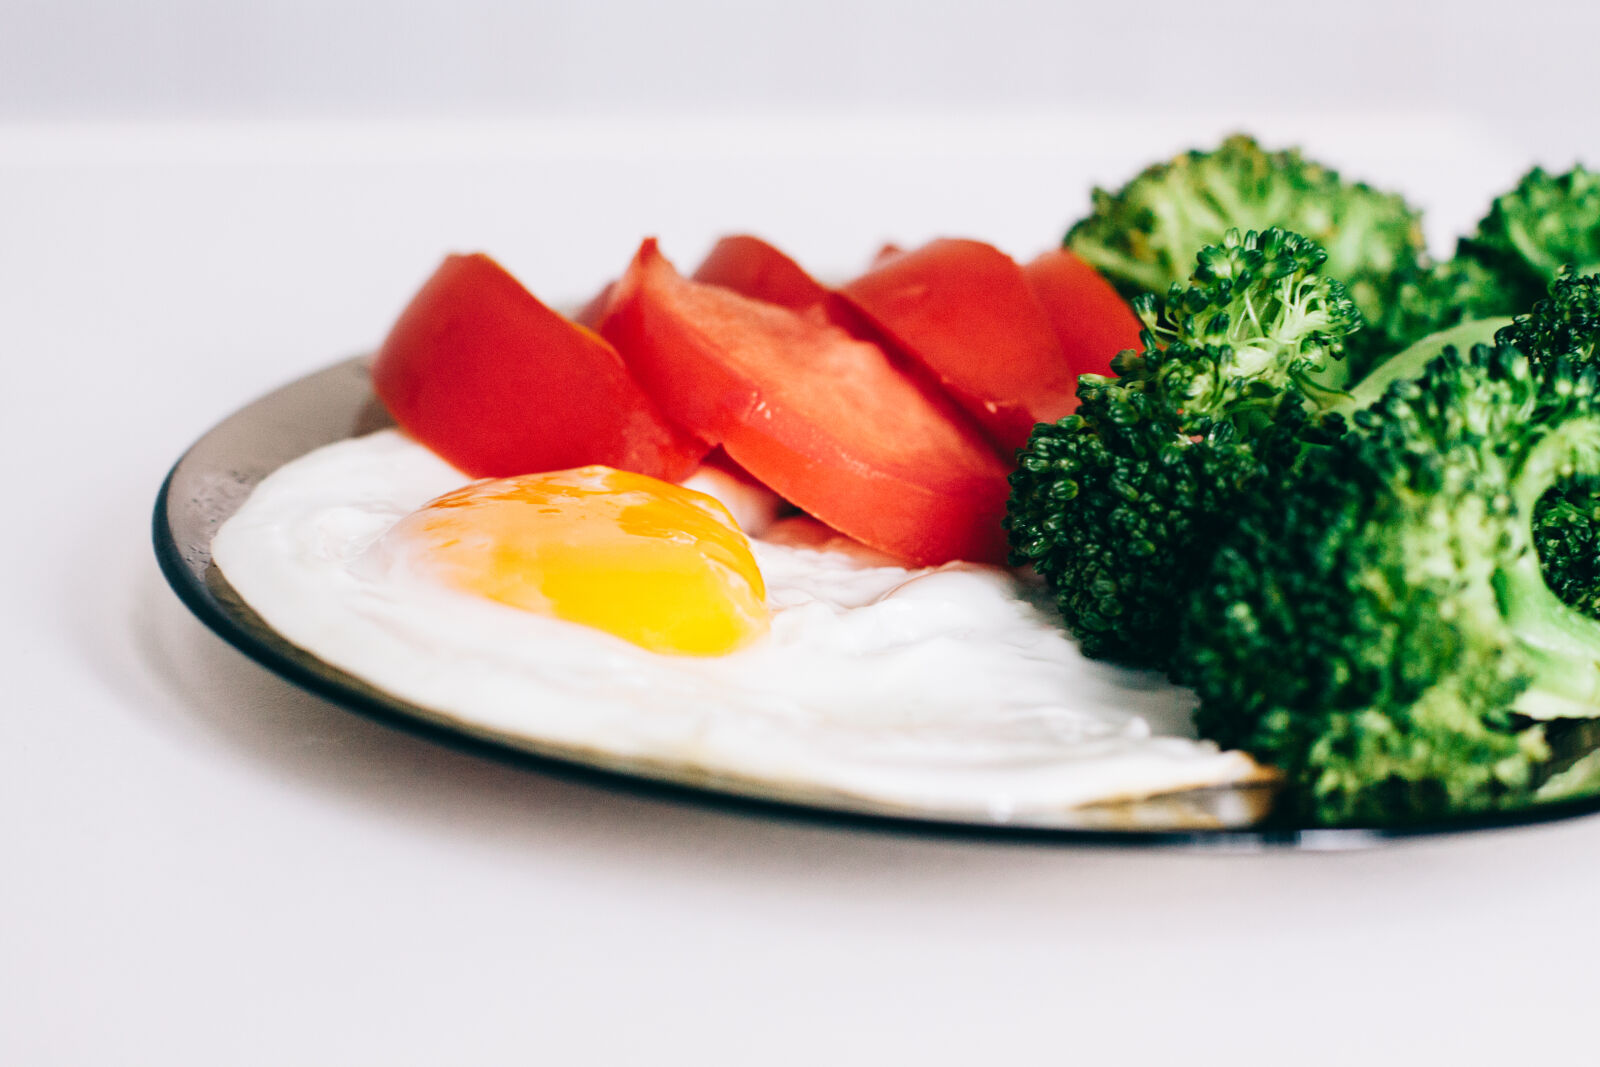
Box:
1064;134;1423;372
1496;269;1600;370
1175;342;1600;824
1374;166;1600;353
1141;227;1363;403
1368;256;1521;357
1006;228;1357;666
1532;483;1600;620
1498;272;1600;621
1006;359;1282;664
1464;166;1600;301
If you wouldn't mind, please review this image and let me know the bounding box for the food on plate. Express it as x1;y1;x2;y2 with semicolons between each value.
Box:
1006;228;1363;668
696;235;1142;457
1014;142;1600;822
836;238;1086;453
1173;340;1600;823
372;252;707;481
870;243;904;268
1013;200;1600;819
379;466;770;656
1063;134;1426;375
688;234;887;347
594;238;1012;566
1502;275;1600;620
1375;166;1600;359
1020;249;1145;383
209;428;1268;817
691;234;834;314
204;132;1600;828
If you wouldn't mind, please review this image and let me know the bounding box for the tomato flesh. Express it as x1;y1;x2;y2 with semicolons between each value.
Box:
597;240;1011;566
836;238;1074;455
692;235;832;314
572;280;615;329
691;233;887;344
1022;249;1145;383
372;253;707;481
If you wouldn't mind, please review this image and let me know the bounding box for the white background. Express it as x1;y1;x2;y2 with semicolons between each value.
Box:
1;0;1595;160
6;4;1600;1064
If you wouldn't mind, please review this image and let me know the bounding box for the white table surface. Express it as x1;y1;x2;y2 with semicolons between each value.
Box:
5;114;1595;1065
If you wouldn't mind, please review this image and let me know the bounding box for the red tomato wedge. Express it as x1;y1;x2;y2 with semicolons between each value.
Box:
597;240;1011;566
372;253;708;481
691;234;884;342
835;238;1074;455
692;235;832;314
572;280;615;329
1023;249;1144;382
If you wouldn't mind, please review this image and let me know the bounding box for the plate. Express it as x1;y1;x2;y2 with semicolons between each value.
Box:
153;356;1600;848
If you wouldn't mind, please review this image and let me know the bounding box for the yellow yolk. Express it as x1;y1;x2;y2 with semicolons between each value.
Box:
386;466;770;656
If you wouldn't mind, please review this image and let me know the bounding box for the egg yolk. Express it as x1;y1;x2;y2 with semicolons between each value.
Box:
387;466;770;656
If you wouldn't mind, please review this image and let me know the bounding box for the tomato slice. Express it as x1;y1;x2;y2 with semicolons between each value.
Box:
692;235;832;314
691;233;885;343
836;238;1074;455
1023;249;1144;383
372;253;707;481
572;280;615;329
597;240;1011;566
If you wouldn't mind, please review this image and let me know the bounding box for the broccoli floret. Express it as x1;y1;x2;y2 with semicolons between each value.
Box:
1532;485;1600;619
1463;166;1600;302
1368;257;1519;356
1496;270;1600;369
1006;227;1359;666
1175;342;1600;823
1064;134;1425;375
1498;272;1600;620
1374;166;1600;351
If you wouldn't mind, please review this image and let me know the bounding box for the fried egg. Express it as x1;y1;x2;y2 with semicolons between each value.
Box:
211;429;1267;819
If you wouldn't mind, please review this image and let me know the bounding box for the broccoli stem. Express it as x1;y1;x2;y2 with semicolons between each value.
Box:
1502;421;1600;719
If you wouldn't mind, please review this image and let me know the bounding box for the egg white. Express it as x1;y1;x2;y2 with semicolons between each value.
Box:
211;429;1267;819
